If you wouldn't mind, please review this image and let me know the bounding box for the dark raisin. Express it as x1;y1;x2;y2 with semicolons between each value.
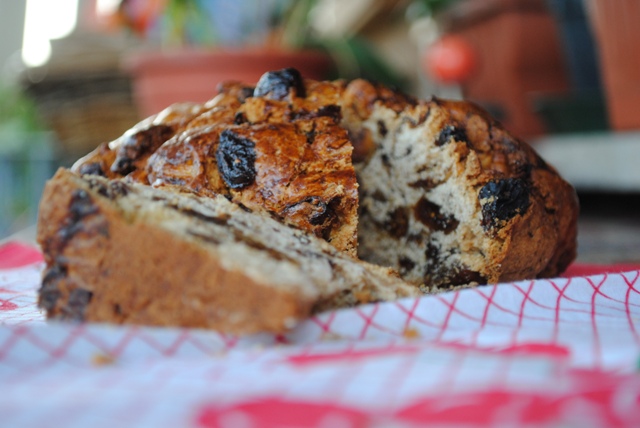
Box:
284;196;338;233
447;269;487;286
63;288;93;321
69;190;98;220
406;233;422;243
305;129;317;145
425;242;440;262
78;162;105;177
408;178;439;191
41;264;67;286
398;256;416;274
239;86;255;102
39;289;60;311
377;120;388;137
53;190;105;252
69;288;93;306
38;264;67;311
370;190;387;202
315;105;341;121
384;207;409;238
111;158;134;176
414;197;459;234
253;68;305;100
306;197;332;226
380;154;391;169
479;178;531;229
58;189;100;245
109;181;129;197
87;178;110;198
234;112;247;124
215;130;257;189
111;125;174;175
436;124;467;146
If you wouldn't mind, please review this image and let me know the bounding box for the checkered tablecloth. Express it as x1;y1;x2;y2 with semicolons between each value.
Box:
1;241;640;427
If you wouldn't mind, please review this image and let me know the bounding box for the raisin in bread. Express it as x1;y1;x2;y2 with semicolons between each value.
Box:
73;69;359;256
340;81;578;287
37;169;418;334
72;68;578;288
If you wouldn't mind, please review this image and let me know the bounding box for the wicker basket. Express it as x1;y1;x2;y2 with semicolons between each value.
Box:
24;71;140;160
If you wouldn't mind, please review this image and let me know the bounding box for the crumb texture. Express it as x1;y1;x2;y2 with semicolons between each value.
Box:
341;84;578;287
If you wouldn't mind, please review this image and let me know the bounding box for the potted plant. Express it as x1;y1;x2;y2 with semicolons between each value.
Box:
103;0;414;117
107;0;334;116
420;0;571;137
0;83;55;236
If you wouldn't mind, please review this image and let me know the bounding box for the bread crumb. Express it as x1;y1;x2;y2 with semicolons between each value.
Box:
92;354;116;366
403;328;421;339
320;332;344;341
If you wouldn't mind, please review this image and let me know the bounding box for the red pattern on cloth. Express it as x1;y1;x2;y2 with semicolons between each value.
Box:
1;241;640;427
0;242;43;269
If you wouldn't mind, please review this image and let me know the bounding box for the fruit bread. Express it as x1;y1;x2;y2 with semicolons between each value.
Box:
37;169;419;334
70;68;578;290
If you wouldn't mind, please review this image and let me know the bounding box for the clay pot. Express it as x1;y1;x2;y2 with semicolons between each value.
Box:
126;48;334;117
588;0;640;130
440;0;570;137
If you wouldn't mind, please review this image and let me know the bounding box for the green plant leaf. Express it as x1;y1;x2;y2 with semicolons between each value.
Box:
319;37;409;91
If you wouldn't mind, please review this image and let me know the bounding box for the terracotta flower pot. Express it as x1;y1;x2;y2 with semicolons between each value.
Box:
440;0;570;137
588;0;640;130
126;48;335;117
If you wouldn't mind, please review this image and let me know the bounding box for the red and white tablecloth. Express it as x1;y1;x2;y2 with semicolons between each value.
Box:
1;241;640;427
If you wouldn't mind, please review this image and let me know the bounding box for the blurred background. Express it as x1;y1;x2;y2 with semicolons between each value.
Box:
0;0;639;264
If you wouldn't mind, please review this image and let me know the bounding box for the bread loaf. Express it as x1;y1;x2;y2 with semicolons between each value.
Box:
69;68;578;291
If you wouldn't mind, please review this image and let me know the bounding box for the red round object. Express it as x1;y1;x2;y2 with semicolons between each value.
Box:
423;35;477;84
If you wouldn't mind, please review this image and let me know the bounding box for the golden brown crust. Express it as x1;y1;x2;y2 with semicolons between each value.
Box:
146;119;358;253
72;77;359;256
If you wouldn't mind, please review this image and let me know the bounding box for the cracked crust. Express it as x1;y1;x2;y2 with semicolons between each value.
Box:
73;78;359;256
